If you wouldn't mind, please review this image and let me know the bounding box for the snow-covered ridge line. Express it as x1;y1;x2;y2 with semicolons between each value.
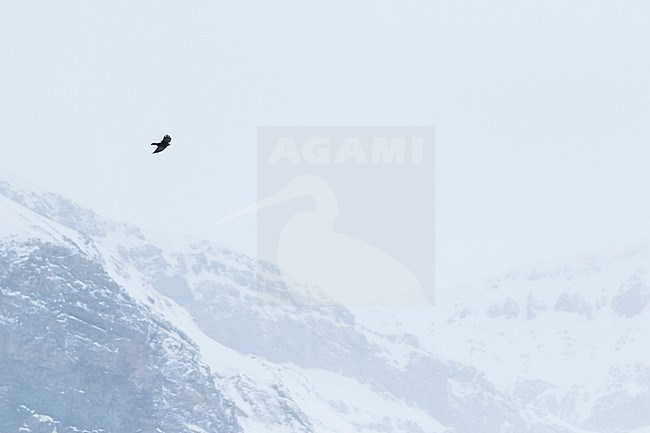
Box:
0;177;459;432
2;174;641;432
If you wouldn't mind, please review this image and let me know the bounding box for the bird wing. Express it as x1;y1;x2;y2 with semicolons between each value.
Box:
162;134;171;144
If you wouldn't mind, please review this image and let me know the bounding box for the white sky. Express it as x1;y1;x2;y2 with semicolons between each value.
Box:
2;1;650;291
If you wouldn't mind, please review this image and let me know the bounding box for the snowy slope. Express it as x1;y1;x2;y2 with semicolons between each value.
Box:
89;228;547;433
353;250;650;432
0;176;454;432
0;174;620;433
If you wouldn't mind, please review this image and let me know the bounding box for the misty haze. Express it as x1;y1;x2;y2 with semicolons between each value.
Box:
2;2;650;433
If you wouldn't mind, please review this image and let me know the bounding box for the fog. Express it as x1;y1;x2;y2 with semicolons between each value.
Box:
2;1;650;290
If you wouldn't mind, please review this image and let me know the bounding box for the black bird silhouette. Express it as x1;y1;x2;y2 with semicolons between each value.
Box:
151;134;172;154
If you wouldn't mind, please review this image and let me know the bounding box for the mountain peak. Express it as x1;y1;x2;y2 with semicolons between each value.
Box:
0;174;121;238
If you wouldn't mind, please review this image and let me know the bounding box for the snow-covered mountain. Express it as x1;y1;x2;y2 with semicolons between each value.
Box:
1;174;644;432
355;248;650;433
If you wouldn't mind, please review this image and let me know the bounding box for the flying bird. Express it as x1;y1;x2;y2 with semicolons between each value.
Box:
151;134;172;154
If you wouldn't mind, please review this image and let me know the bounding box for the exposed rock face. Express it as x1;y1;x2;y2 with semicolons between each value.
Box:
0;240;240;433
612;274;650;317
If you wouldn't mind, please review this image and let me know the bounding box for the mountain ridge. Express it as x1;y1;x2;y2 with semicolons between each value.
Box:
2;174;643;432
